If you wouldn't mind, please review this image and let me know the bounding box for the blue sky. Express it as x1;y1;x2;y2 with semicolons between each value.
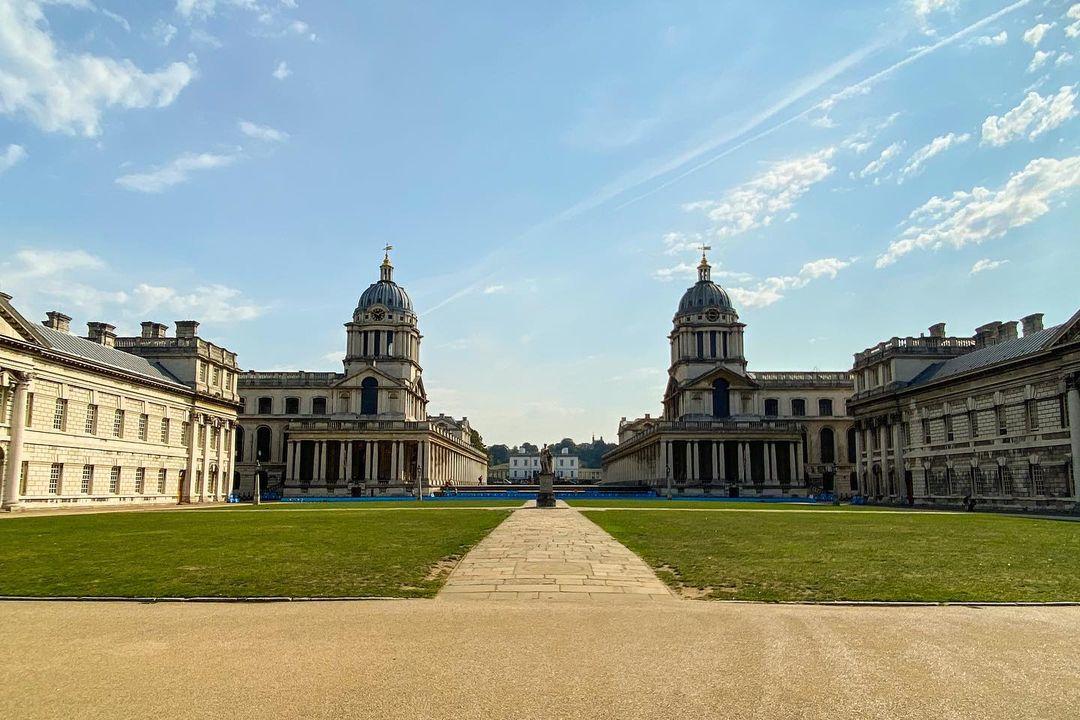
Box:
1;0;1078;445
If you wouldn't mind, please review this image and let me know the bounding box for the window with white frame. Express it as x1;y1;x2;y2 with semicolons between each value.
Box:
157;468;167;494
81;464;93;494
135;467;145;494
199;362;208;383
113;409;124;438
160;417;170;444
138;413;149;441
109;466;121;494
1028;463;1045;495
181;421;190;445
212;366;220;387
995;405;1007;436
85;404;98;435
1025;399;1039;431
49;463;62;494
52;398;67;431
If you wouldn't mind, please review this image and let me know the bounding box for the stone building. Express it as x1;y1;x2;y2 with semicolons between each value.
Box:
849;311;1080;510
235;250;487;497
508;449;580;481
0;293;241;511
602;252;855;496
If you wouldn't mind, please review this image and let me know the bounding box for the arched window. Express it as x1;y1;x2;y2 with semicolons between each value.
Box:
311;397;327;415
361;377;378;415
819;427;836;464
257;397;272;415
235;425;245;462
847;427;857;464
764;398;779;417
712;379;730;419
255;426;272;463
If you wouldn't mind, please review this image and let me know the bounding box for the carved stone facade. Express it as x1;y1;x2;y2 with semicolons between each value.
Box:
603;252;855;496
0;294;240;511
849;311;1080;510
235;251;487;497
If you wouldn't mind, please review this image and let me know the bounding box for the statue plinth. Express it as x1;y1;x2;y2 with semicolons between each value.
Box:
536;472;556;508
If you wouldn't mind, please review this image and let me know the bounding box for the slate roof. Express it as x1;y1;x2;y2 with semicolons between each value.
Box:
907;325;1060;388
36;325;186;387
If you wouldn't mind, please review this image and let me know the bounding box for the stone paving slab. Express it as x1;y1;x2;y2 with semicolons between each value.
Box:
439;505;674;601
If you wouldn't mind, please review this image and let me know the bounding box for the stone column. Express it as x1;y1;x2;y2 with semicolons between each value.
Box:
864;427;876;495
1068;383;1080;499
788;443;797;485
185;414;197;503
344;442;353;483
736;442;745;481
769;443;778;483
2;373;31;511
892;422;906;499
365;441;374;481
711;442;720;483
285;440;295;482
372;441;380;481
200;417;211;502
215;421;226;501
795;440;804;484
854;424;864;492
684;442;693;483
316;441;327;482
390;441;399;482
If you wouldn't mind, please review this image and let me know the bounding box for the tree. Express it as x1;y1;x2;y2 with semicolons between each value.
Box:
469;429;487;454
520;442;539;454
488;444;510;465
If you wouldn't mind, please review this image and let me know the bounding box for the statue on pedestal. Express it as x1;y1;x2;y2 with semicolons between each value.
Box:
536;444;556;508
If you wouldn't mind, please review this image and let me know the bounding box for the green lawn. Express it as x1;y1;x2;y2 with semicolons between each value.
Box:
222;499;528;510
0;508;509;598
583;509;1080;602
565;499;899;510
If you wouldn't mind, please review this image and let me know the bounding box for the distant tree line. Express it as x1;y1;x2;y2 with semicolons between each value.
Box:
487;437;617;469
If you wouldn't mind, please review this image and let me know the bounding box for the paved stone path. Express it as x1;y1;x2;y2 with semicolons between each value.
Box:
439;502;674;601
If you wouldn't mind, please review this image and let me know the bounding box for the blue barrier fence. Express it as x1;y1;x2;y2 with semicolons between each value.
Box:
244;490;838;504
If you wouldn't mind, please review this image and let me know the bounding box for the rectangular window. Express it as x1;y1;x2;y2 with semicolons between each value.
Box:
49;463;62;494
178;470;186;495
996;405;1007;436
285;397;299;414
138;413;149;441
212;366;221;386
721;332;728;358
362;331;369;356
818;399;833;416
709;331;717;358
109;466;121;494
199;362;208;383
968;410;978;438
257;397;272;414
387;330;394;356
211;427;220;450
198;424;206;448
1029;464;1045;495
374;331;382;356
181;421;190;445
695;332;704;359
945;414;954;442
19;461;28;495
1025;399;1039;431
764;398;779;417
160;417;170;444
52;398;67;431
85;404;98;435
922;418;931;445
81;464;93;494
791;399;806;417
157;468;167;494
113;409;124;438
134;468;145;494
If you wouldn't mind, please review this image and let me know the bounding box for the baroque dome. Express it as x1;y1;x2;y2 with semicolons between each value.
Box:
676;252;733;316
355;248;415;315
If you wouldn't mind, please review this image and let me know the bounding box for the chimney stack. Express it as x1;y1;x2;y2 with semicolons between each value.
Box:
175;320;200;338
974;321;1002;347
928;322;947;338
1021;313;1045;336
43;311;72;333
86;322;117;348
140;321;169;339
999;321;1019;341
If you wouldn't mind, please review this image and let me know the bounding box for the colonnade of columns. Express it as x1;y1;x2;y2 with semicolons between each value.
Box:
854;418;905;498
608;437;804;486
283;436;485;487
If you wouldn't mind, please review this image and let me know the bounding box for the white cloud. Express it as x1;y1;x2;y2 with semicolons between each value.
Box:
482;285;505;295
970;258;1009;274
6;248;104;278
899;132;971;181
1022;22;1052;47
652;263;697;282
131;283;264;322
1027;50;1054;72
272;60;291;80
153;20;178;46
1058;52;1075;66
972;30;1008;46
238;120;288;142
684;147;836;239
661;231;706;256
1067;4;1080;38
0;143;27;174
980;85;1078;146
853;141;904;180
727;257;852;308
0;1;194;137
115;151;239;193
911;0;957;32
876;156;1080;267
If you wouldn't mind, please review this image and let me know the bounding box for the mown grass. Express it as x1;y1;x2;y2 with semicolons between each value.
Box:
0;508;509;598
226;499;528;510
583;509;1080;602
566;499;900;510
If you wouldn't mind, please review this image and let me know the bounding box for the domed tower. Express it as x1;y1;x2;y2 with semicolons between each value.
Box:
664;248;748;419
343;247;426;419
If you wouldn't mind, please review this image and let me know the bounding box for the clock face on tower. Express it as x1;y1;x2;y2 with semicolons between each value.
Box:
370;308;386;321
705;308;720;322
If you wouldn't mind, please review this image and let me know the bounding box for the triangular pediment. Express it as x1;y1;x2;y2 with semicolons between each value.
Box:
1044;309;1080;349
332;365;406;389
683;365;757;391
0;295;48;347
